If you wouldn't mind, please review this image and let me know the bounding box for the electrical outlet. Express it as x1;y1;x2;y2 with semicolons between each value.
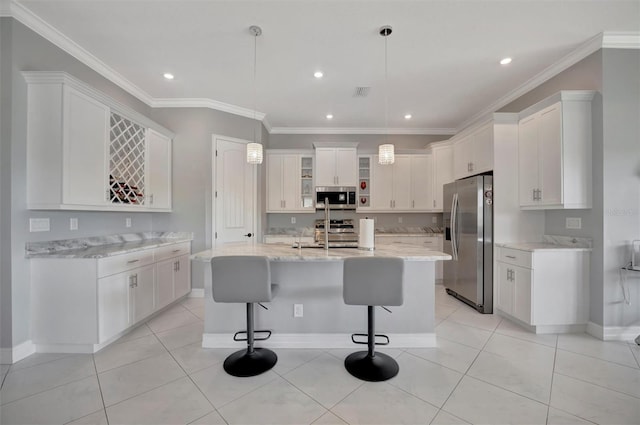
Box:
432;216;438;224
125;217;132;228
566;217;582;230
291;217;296;224
70;218;78;230
398;216;403;224
293;304;303;318
29;218;50;232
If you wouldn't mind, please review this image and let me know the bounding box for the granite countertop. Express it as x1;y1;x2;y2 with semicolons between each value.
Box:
264;226;443;237
496;235;593;252
191;242;451;262
26;232;193;259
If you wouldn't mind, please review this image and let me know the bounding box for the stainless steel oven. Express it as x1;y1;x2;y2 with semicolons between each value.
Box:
315;187;357;210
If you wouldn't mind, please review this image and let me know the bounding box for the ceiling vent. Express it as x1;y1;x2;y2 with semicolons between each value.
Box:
353;87;371;97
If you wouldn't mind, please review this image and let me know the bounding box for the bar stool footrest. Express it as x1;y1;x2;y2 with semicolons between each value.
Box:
344;351;399;382
233;330;272;342
350;333;390;345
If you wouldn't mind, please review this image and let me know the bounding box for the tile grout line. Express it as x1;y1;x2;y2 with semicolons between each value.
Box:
545;338;559;425
555;345;640;369
552;370;640;401
91;354;110;425
5;353;75;375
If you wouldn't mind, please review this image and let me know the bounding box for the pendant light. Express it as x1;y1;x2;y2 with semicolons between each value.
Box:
378;25;395;165
246;25;263;164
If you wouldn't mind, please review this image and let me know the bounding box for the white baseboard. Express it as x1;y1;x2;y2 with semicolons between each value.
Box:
189;288;204;298
586;322;640;342
586;321;604;339
0;340;37;364
203;333;436;349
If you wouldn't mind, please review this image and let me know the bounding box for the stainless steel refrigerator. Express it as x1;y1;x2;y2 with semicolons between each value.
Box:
443;175;493;313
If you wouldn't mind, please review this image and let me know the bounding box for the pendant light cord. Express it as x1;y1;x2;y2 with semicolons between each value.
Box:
253;31;258;145
384;32;389;145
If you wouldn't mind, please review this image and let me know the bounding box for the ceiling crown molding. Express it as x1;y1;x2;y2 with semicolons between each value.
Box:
151;98;266;121
457;31;640;132
269;127;457;135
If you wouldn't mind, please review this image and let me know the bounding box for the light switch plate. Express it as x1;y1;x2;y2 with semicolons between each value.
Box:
432;216;438;224
29;218;50;232
566;217;582;229
291;217;296;224
398;216;403;224
125;217;132;228
70;218;78;230
294;304;303;318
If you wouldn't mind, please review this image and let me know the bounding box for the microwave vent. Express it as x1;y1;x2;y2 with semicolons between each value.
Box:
353;87;371;97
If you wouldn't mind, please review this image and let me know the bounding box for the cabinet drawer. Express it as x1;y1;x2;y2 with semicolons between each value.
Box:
154;242;191;262
498;248;532;268
98;249;155;278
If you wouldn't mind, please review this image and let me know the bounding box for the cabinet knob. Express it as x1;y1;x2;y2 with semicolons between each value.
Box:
243;233;253;238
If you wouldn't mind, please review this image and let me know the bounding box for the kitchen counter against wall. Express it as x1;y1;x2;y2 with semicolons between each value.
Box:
495;235;592;252
26;232;193;258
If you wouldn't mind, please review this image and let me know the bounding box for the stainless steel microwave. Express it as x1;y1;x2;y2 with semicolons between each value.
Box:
315;187;357;210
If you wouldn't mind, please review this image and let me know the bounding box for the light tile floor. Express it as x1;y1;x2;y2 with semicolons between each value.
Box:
1;286;639;425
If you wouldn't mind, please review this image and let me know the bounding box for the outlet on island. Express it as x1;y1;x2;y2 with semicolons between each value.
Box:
294;303;303;318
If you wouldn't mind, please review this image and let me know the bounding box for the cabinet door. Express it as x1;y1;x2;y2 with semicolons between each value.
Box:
371;156;394;210
98;272;131;343
335;148;357;186
518;115;539;207
453;136;471;180
281;155;300;211
433;146;453;211
62;85;109;206
315;148;336;186
266;154;284;212
132;265;155;324
146;129;172;210
410;155;432;210
496;262;514;316
392;156;412;210
513;264;532;324
156;258;175;309
174;255;191;299
538;103;563;206
472;124;493;174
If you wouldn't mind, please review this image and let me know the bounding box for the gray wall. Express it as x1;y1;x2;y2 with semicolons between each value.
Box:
0;18;266;349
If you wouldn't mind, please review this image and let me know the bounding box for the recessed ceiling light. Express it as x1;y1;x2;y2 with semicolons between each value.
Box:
163;73;175;80
404;114;412;120
326;114;333;120
499;57;512;65
314;71;324;79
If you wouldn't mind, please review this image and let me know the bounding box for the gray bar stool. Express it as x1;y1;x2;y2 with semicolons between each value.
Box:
211;256;277;377
343;256;404;382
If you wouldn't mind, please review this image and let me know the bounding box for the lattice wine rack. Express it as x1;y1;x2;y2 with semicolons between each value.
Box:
109;112;146;204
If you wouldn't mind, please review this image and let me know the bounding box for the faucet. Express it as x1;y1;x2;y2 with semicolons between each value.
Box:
324;197;330;251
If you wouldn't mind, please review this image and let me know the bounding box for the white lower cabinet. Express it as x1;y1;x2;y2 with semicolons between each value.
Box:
31;240;191;352
495;246;589;332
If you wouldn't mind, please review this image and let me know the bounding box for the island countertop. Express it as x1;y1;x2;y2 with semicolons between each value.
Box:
191;242;451;262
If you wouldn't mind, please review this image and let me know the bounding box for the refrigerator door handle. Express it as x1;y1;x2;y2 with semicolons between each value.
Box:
451;192;459;261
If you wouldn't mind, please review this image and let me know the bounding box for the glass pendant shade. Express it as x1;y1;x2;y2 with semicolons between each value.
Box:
246;142;263;164
378;144;395;165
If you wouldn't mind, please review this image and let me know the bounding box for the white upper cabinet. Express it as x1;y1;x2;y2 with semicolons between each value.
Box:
23;72;173;212
370;154;432;212
315;147;357;186
266;152;314;213
518;91;594;209
429;143;454;211
453;122;494;180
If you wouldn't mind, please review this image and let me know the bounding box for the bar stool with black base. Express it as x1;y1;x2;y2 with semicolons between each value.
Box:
211;256;278;377
343;256;404;382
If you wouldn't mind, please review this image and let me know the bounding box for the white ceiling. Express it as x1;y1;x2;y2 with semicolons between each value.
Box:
10;0;640;133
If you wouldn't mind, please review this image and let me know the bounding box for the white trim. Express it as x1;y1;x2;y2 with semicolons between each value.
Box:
492;112;520;124
270;127;457;135
10;1;154;105
598;324;640;342
203;333;436;349
262;117;272;133
602;31;640;49
587;321;604;340
188;288;204;298
0;340;36;364
150;98;266;121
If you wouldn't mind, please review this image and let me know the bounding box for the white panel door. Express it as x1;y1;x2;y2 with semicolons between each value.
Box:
98;272;131;343
496;261;514;316
453;136;471;180
132;265;155;323
472;123;493;174
411;155;432;210
371;156;393;210
335;148;357;186
518;115;539;207
513;264;532;324
214;136;257;243
146;129;172;210
155;258;175;309
174;255;191;299
266;154;284;212
62;85;109;206
281;154;300;210
315;148;336;186
433;146;453;211
392;156;412;210
538;103;563;206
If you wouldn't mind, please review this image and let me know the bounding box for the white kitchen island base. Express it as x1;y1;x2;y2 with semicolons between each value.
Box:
192;243;449;349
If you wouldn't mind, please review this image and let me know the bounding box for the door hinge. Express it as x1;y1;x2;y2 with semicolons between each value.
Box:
215;150;218;157
215;191;217;198
215;232;218;239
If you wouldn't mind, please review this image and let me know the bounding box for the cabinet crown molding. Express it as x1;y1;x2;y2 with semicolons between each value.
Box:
312;142;359;149
518;90;597;121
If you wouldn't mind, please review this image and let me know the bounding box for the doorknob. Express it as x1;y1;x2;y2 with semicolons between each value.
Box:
244;233;253;237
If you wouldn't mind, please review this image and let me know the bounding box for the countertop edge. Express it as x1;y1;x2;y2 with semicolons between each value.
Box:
26;237;193;259
495;243;592;252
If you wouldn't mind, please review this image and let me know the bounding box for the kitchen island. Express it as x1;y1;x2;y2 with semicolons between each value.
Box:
191;242;450;349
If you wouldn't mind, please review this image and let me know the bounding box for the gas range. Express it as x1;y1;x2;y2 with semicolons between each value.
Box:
314;218;358;246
